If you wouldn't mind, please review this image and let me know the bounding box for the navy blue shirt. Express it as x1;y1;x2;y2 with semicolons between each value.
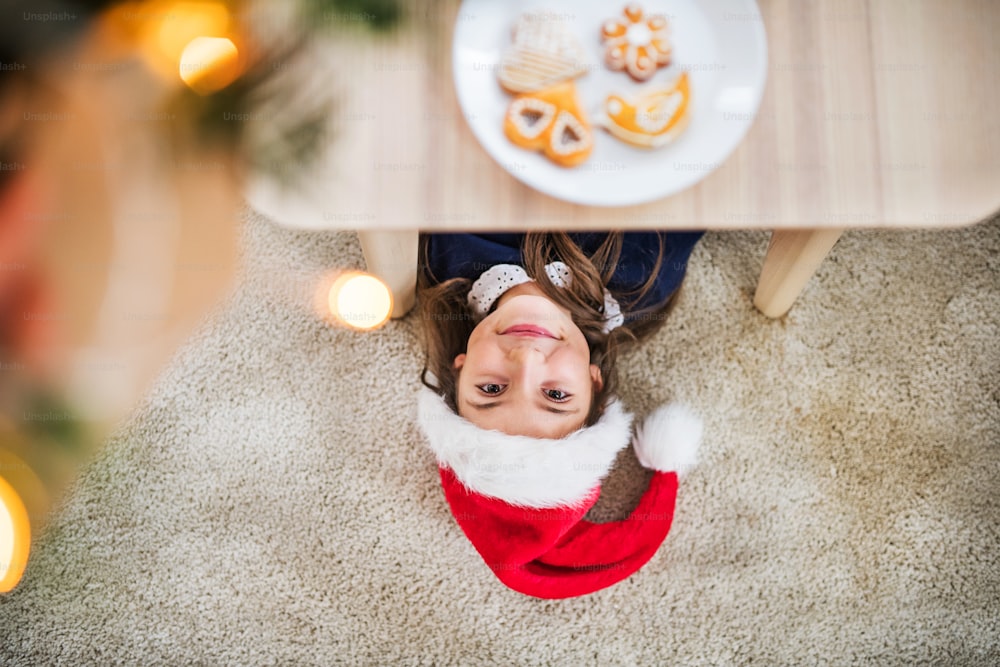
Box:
422;231;703;320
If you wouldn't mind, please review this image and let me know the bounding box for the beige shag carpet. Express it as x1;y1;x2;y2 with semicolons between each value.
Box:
2;209;998;665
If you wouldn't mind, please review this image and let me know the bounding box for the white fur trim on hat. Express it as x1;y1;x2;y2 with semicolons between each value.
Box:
417;388;632;509
632;404;702;476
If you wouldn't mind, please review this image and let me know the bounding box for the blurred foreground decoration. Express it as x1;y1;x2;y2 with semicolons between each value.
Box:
317;270;393;331
0;0;402;592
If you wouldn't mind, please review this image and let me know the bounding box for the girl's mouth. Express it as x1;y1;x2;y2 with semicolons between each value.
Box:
500;324;558;339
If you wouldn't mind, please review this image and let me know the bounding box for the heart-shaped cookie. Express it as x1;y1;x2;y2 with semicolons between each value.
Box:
507;97;557;140
504;80;593;167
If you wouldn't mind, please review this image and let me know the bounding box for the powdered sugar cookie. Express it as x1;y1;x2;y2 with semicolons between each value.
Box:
499;10;587;94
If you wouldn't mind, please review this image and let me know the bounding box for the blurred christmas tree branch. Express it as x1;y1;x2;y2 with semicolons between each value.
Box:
2;0;406;187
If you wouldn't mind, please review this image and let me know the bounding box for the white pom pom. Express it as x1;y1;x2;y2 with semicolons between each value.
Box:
633;404;702;475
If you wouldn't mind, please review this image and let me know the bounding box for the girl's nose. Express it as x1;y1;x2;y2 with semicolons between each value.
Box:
506;343;546;362
506;346;547;384
505;346;545;395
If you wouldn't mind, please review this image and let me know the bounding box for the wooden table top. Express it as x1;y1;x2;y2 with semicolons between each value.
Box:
245;0;1000;232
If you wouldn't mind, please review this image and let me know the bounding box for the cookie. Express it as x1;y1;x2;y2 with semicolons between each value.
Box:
601;4;672;81
600;72;690;148
499;11;587;94
504;80;593;167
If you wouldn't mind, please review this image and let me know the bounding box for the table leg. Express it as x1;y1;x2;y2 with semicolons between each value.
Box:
357;229;418;319
753;229;844;318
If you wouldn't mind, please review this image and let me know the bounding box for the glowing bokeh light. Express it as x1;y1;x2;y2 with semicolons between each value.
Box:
154;1;230;64
327;272;393;331
179;36;240;94
114;0;233;82
0;476;31;594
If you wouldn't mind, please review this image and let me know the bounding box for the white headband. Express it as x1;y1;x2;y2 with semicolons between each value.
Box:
466;262;624;334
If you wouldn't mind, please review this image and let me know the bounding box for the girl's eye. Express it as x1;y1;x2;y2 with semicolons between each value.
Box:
478;383;505;395
544;389;571;402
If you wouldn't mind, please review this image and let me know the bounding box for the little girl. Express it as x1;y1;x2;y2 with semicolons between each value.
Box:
416;231;704;599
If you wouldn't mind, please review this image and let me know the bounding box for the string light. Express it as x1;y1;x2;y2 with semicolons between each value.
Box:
0;476;30;594
179;36;240;94
108;0;237;85
327;272;393;331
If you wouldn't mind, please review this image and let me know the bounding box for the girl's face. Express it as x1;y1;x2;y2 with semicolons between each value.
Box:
454;282;602;438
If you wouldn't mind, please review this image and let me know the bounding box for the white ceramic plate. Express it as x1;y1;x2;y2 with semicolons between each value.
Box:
452;0;768;206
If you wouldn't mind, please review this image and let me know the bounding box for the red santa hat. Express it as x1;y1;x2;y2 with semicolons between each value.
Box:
417;387;702;599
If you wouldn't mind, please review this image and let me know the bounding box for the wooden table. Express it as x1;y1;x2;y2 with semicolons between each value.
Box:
245;0;1000;318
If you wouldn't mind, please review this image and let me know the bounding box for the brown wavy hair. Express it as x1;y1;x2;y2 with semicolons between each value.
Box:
417;232;679;427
